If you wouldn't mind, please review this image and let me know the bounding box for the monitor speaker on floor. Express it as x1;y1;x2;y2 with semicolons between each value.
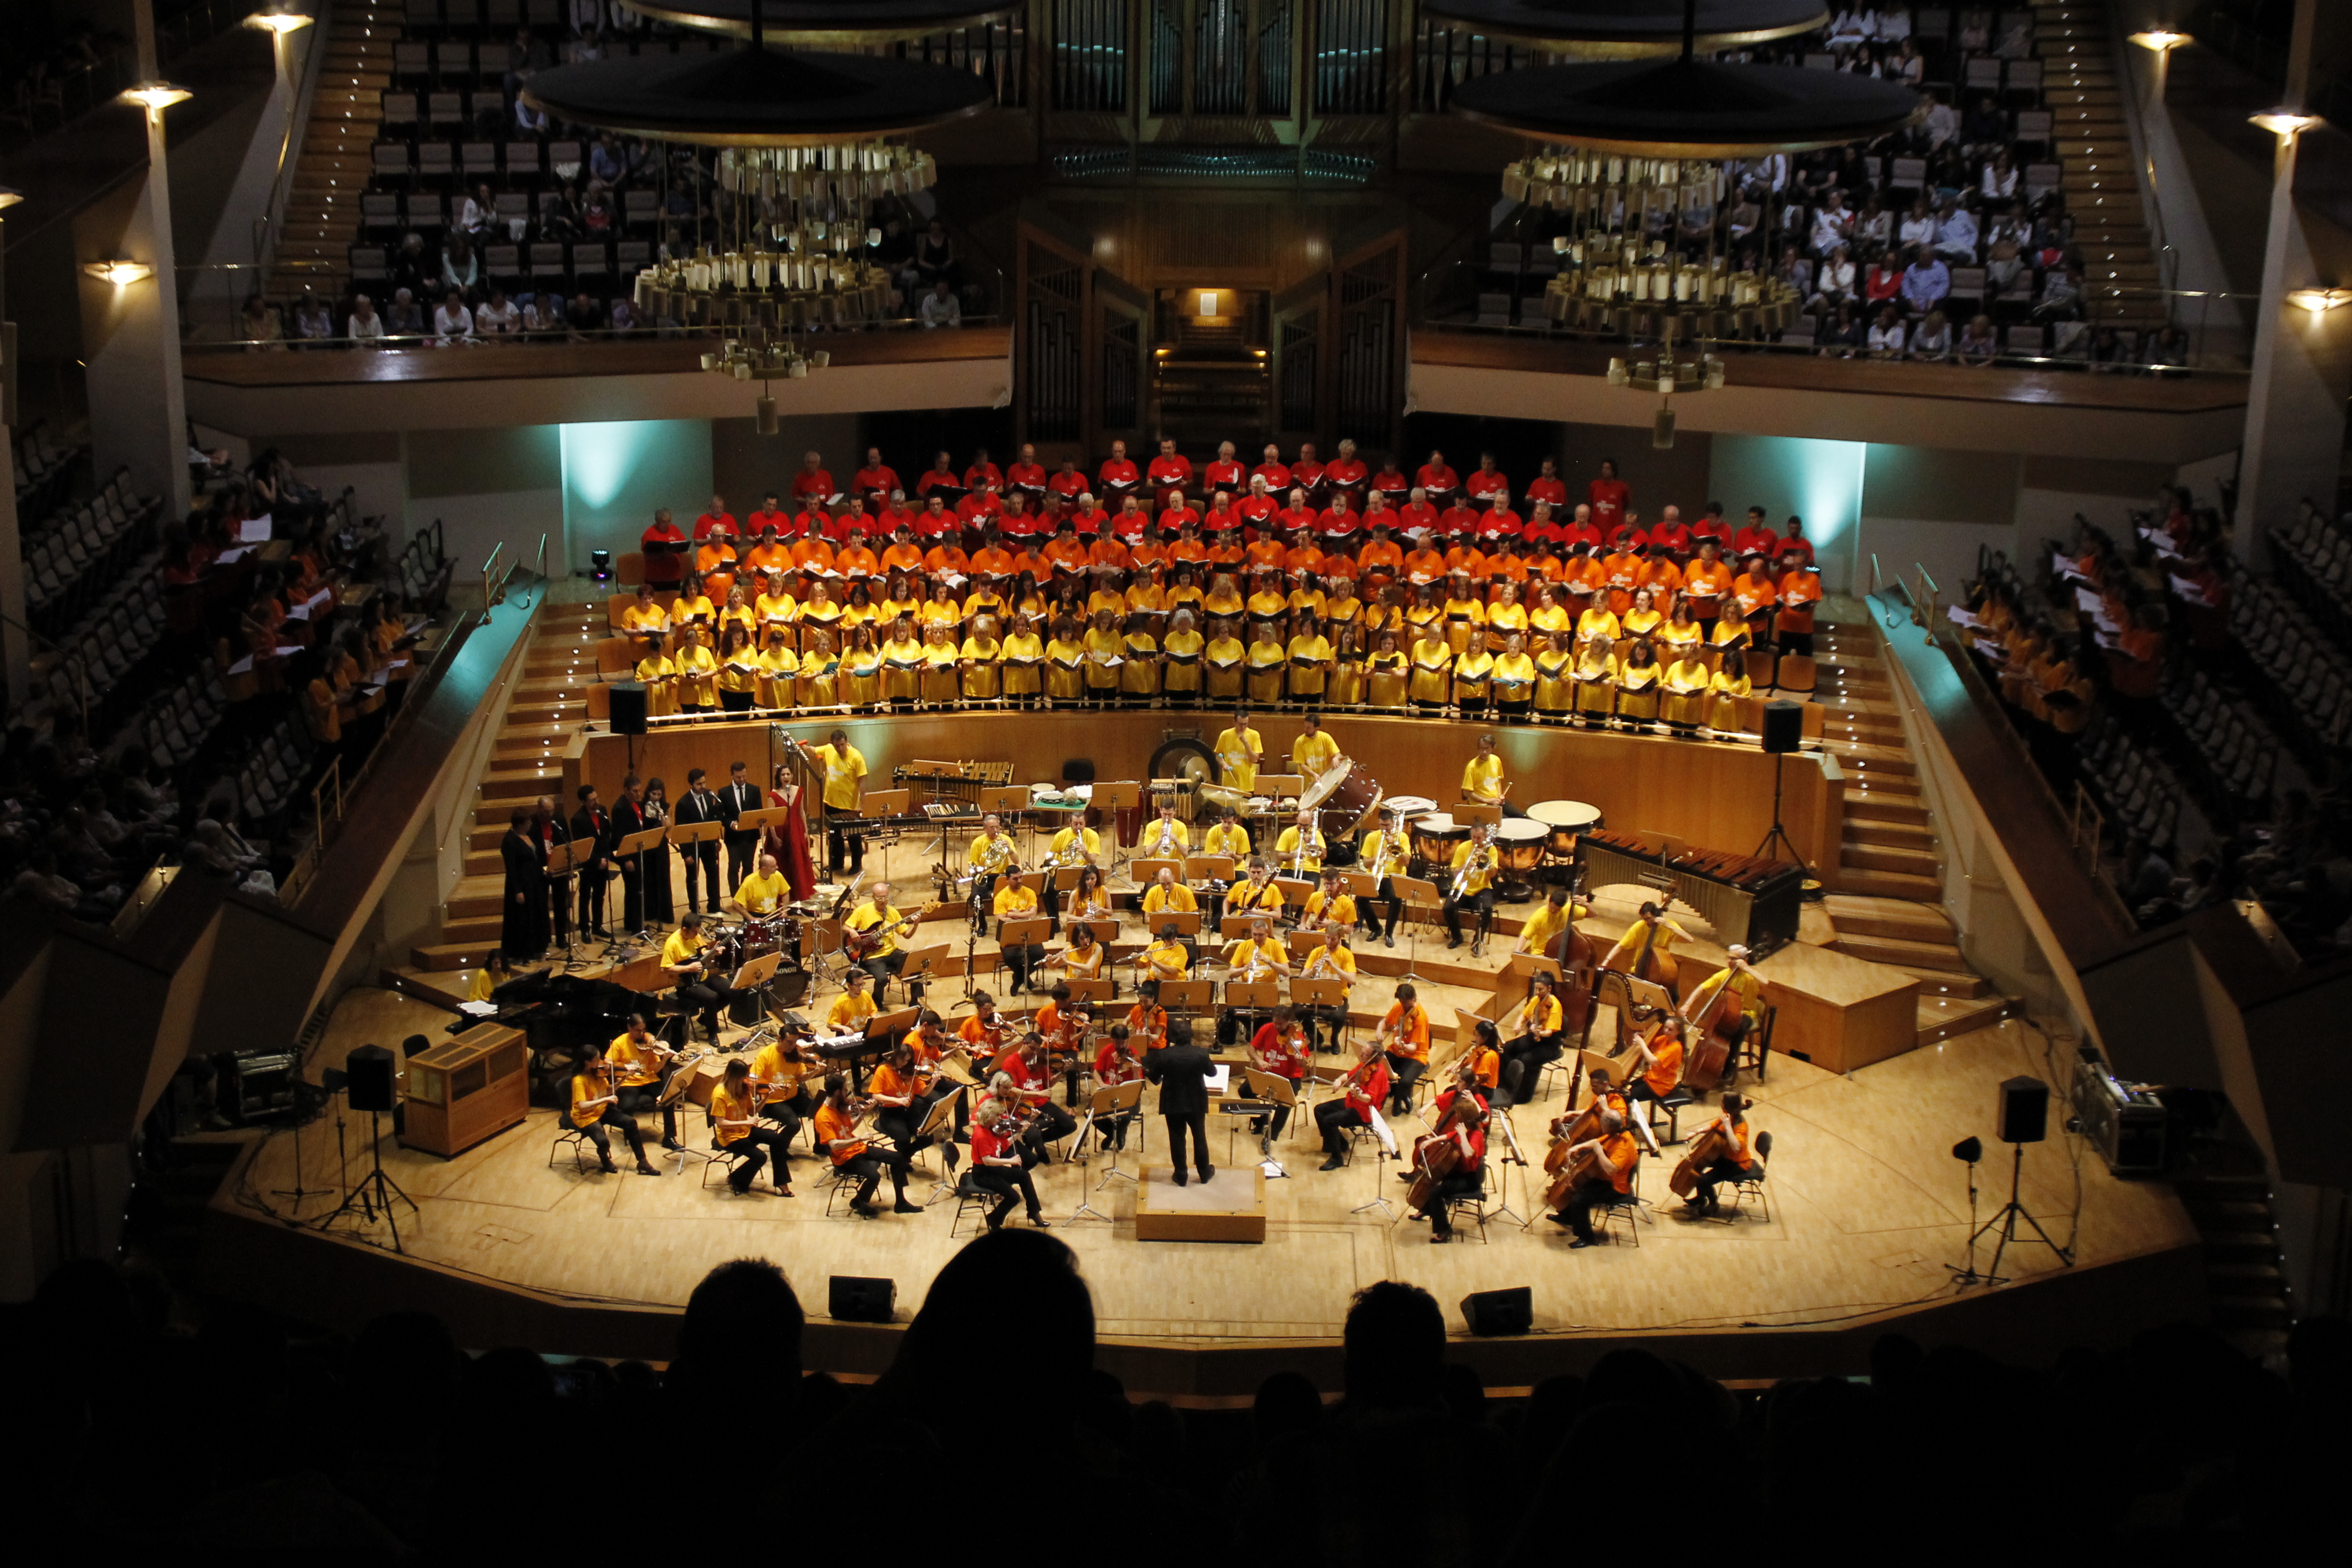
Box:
345;1044;398;1113
1760;699;1804;754
1997;1077;2049;1145
829;1275;897;1323
609;682;648;736
1460;1286;1533;1336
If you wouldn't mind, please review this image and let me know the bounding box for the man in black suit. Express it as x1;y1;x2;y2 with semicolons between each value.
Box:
570;783;616;938
673;767;725;914
719;760;761;888
611;773;650;932
1144;1038;1216;1187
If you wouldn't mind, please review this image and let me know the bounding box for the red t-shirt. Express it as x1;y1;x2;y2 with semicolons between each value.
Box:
1204;459;1245;493
1250;1021;1309;1079
1290;459;1327;494
1048;470;1087;502
1475;507;1523;542
1066;506;1111;538
1006;460;1048;496
1234;495;1278;530
790;470;835;503
1157;503;1201;536
746;506;794;539
1733;525;1780;561
1587;478;1630;527
1277;504;1319;537
1146;454;1194;495
1649;521;1692;557
1526;475;1567;508
1323;456;1368;493
852;465;900;502
693;510;738;541
1564;520;1605;551
1778;533;1816;567
1250;460;1292;493
1415;463;1460;495
1319;505;1363;543
1464;469;1510;504
1398;500;1441;536
1607;523;1649;553
1439;503;1481;537
1098;457;1141;496
1345;1061;1391;1118
913;468;960;497
964;461;1004;493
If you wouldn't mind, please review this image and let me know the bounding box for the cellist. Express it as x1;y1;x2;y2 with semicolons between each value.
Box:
1547;1108;1638;1248
1600;899;1694;984
1409;1096;1489;1244
1682;1092;1760;1214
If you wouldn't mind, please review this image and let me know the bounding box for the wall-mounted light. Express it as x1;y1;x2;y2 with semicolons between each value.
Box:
1197;290;1220;318
83;259;156;286
2250;110;2320;139
2288;287;2352;313
244;8;314;34
0;187;23;212
2128;30;2189;52
121;81;193;113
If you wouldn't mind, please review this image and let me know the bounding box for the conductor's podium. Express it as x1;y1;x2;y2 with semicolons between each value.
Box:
1135;1164;1267;1243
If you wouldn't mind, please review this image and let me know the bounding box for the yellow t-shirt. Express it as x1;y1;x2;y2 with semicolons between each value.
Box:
810;743;867;811
1449;837;1495;894
826;988;878;1035
568;1072;612;1129
710;1082;759;1146
1141;881;1199;916
1291;729;1341;777
1215;726;1263;791
845;901;905;959
1141;939;1190;978
1272;824;1325;873
607;1030;666;1087
735;870;788;913
1463;752;1506;803
660;928;706;976
1202;823;1251;858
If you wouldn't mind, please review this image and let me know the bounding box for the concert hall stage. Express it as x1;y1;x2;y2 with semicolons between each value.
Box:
203;981;2203;1398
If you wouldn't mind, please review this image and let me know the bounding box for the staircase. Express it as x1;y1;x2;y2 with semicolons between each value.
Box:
2175;1169;2293;1361
410;596;605;970
269;1;399;306
2035;1;2165;332
1813;623;2019;1047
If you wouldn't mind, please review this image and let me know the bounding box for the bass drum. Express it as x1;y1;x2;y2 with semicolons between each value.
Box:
1298;759;1382;864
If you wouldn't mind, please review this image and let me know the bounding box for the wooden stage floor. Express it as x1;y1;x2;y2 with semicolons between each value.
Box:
203;975;2205;1394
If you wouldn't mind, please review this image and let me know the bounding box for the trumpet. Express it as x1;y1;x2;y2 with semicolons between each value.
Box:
1303;945;1346;982
1144;818;1185;858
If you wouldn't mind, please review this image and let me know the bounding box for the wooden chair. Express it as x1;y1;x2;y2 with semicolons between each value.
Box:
1775;653;1818;694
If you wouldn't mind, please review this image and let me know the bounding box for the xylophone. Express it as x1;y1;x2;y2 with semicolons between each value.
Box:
1576;828;1804;956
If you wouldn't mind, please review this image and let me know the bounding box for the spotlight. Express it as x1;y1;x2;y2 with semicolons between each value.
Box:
1951;1136;1983;1163
590;548;612;582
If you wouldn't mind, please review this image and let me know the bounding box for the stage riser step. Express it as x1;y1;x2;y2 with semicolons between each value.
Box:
1841;843;1942;876
1892;966;1992;999
1844;796;1930;825
1825;902;1956;943
1836;868;1943;900
1834;930;1970;971
1846;820;1936;850
1917;997;2017;1047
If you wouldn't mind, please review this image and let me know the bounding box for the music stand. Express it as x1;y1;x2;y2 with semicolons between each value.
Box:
548;838;596;970
612;826;667;934
1341;871;1379;901
1184;853;1235;886
900;943;947;1003
1076;1079;1147;1215
1292;976;1351;1054
1130;856;1183;886
916;1095;961;1204
1390;874;1441;984
729;950;785;1024
315;1107;418;1251
1218;913;1264;939
1063;977;1114;1004
1158;978;1213;1043
993;915;1050;997
1272;874;1317;907
1457;801;1502;829
1243;1067;1299;1174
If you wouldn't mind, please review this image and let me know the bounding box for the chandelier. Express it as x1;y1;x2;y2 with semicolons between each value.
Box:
1499;152;1801;339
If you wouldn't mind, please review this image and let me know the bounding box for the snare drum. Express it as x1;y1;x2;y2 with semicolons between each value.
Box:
1527;799;1602;860
1491;818;1549;903
1409;812;1468;873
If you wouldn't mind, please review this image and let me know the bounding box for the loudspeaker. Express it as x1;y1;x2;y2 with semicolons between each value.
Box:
1760;699;1803;754
345;1044;398;1113
1997;1076;2049;1145
1460;1286;1533;1337
829;1275;897;1323
1062;758;1096;785
609;682;648;736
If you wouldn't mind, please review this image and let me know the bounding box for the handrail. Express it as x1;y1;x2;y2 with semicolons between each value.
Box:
254;0;335;287
1868;552;1883;597
181;314;1009;350
1910;563;1941;644
535;531;548;582
478;542;503;621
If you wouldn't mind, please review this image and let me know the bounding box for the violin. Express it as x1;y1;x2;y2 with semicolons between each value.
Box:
1670;1122;1737;1198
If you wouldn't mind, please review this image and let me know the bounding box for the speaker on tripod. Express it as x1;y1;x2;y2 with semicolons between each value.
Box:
317;1045;419;1251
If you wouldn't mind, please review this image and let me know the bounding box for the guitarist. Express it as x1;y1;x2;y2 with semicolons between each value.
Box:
1410;1096;1488;1244
845;880;924;1004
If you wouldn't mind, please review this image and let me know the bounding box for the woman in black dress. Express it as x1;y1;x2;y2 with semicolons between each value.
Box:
499;805;549;957
641;776;676;925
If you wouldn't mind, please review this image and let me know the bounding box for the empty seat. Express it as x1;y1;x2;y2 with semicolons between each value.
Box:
362;192;403;229
623;188;660;226
403;0;442;27
571;242;611;279
1945;266;1986;304
407;193;448;228
486;243;522;279
379;90;420;129
1487;241;1523;273
2013;110;2053;149
371;142;411;179
1475;291;1510;326
2006;58;2042;98
1888;156;1927;191
484;0;522;23
418;141;456;179
393;42;432;81
2001;323;2046;355
349;246;389;284
614;238;651;277
528;242;567;278
2024;162;2062;198
547;139;582;177
503;140;543;179
427;91;464;127
476;42;515;78
1964;57;2002;91
461;141;499;176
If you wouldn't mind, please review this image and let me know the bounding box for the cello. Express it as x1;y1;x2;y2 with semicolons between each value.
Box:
1540;1101;1608;1210
1669;1122;1736;1198
1545;869;1600;1037
1407;1091;1482;1212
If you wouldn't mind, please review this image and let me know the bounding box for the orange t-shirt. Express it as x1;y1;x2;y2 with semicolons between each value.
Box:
1382;1001;1431;1060
1642;1033;1684;1096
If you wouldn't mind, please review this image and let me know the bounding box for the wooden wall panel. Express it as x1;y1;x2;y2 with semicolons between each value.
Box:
570;710;1839;874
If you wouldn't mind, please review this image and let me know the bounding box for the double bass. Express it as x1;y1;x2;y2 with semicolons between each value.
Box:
1544;874;1600;1037
1669;1122;1736;1197
1406;1092;1482;1212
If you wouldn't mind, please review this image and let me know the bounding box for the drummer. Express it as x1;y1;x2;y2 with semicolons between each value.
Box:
1357;804;1411;949
1461;732;1529;819
724;851;790;920
1290;711;1342;780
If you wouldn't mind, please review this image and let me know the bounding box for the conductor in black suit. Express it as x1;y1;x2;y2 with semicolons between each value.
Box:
672;767;725;914
719;760;761;888
1144;1038;1216;1187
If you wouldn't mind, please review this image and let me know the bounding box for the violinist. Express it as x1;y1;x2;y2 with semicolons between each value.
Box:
813;1071;919;1216
1494;972;1567;1109
1125;980;1170;1053
957;989;1009;1072
1090;1023;1147;1152
1625;1014;1688;1125
1548;1108;1638;1248
710;1057;793;1196
1377;982;1431;1114
968;1100;1047;1232
869;1036;955;1170
1316;1037;1396;1170
1684;1093;1759;1214
567;1042;662;1177
607;1014;684;1151
1248;1006;1311;1141
1412;1097;1488;1244
991;873;1047;994
748;1028;820;1136
997;1033;1079;1157
1461;1018;1503;1098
